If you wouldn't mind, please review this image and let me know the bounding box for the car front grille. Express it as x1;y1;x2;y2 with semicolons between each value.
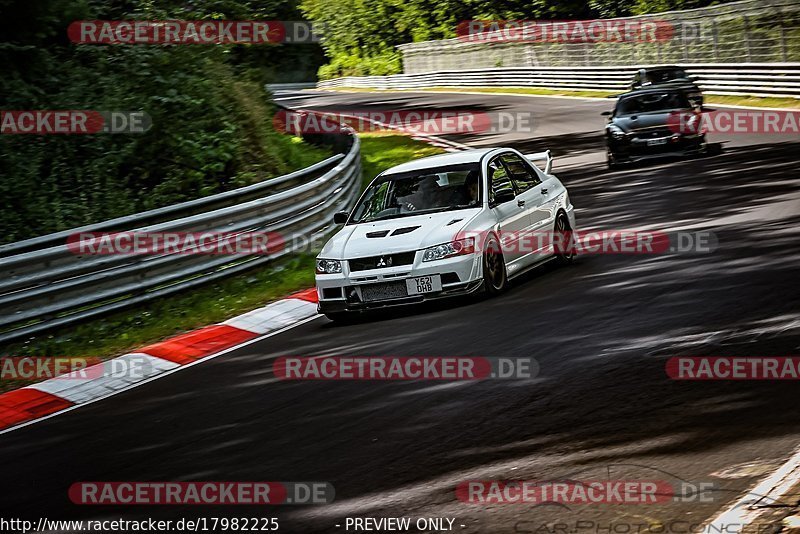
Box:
349;251;416;272
631;128;674;140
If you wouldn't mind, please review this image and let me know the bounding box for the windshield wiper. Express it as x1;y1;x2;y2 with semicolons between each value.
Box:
358;206;452;224
359;213;403;223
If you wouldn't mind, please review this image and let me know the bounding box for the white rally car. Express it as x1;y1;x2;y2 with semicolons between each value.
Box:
315;147;576;321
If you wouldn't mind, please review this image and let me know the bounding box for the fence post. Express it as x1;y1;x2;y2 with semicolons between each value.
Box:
711;18;719;61
779;22;788;62
742;15;752;62
680;20;689;61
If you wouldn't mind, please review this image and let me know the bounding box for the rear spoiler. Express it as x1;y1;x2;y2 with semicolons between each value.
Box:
524;150;553;174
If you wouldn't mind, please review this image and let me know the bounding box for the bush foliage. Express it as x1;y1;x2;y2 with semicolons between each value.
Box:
301;0;740;78
0;0;326;243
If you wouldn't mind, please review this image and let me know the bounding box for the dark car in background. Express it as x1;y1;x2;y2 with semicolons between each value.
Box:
603;87;707;168
630;65;703;107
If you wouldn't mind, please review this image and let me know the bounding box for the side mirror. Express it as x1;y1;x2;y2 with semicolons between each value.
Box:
333;211;349;224
601;111;612;117
494;189;516;204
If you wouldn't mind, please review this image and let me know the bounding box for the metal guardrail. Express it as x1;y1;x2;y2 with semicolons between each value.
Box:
266;82;318;92
397;0;800;72
0;128;362;345
317;63;800;98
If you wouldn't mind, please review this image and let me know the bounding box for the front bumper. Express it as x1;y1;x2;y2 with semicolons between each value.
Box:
316;250;483;313
609;133;705;162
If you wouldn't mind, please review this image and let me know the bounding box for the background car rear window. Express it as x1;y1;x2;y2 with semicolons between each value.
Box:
617;91;691;115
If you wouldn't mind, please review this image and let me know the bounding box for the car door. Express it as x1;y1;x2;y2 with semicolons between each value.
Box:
500;153;550;263
487;155;529;269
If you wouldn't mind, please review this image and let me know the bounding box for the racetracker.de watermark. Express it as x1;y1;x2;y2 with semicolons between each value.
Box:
273;109;536;135
0;355;156;380
666;356;800;380
668;110;800;135
65;230;717;257
456;19;675;43
274;356;538;380
455;230;718;256
1;111;151;134
457;479;715;504
67;232;285;255
69;482;334;505
68;20;321;44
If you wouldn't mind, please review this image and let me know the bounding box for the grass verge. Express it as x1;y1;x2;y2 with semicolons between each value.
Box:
358;133;445;188
0;134;444;392
322;86;800;109
321;86;615;99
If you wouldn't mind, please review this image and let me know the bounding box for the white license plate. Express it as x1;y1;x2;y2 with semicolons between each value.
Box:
406;275;442;295
647;138;668;146
361;282;408;302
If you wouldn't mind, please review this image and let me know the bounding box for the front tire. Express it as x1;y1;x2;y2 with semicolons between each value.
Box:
482;235;507;295
607;149;621;170
554;211;575;265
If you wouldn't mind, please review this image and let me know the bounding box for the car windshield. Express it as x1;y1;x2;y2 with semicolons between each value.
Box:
617;91;691;116
646;68;688;84
350;163;482;224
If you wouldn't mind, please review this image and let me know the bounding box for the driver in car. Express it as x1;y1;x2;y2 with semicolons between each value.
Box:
402;176;441;212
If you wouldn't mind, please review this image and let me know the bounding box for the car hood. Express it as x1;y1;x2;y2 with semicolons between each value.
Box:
319;209;481;259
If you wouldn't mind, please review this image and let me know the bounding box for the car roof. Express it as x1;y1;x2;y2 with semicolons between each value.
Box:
619;85;692;98
382;148;503;174
642;65;682;71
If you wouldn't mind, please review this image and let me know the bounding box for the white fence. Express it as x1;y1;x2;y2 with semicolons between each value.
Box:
397;0;800;73
317;64;800;99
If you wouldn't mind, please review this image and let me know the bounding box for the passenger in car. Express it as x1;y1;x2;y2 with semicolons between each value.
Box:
448;171;480;207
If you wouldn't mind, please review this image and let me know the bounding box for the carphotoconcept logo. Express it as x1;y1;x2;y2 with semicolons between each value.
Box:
514;520;775;534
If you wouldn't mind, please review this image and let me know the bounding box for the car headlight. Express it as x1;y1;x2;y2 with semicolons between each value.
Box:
422;238;475;262
316;259;342;274
608;125;627;140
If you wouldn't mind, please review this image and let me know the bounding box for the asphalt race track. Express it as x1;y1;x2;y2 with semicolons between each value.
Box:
1;90;799;533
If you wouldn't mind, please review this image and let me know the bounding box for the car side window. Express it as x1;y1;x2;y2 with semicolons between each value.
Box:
501;153;542;193
488;157;515;204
